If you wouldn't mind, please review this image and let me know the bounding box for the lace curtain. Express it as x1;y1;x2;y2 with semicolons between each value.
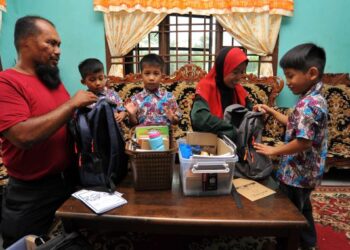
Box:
104;10;165;76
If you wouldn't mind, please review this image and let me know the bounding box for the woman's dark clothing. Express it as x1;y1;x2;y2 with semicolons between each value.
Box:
191;96;252;141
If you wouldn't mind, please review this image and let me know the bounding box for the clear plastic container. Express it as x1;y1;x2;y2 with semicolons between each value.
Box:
177;138;237;196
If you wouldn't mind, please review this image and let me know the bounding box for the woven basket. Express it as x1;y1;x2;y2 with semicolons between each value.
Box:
125;128;177;191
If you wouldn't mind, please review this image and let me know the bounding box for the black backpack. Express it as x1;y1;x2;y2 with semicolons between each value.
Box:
35;232;92;250
224;104;272;180
71;98;128;192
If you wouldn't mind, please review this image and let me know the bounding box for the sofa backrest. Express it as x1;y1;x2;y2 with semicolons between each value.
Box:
108;64;284;140
321;73;350;156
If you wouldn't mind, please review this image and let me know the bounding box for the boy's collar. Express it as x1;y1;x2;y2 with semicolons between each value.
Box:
301;81;323;97
144;88;161;95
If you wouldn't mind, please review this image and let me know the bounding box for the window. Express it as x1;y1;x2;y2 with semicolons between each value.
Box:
106;13;278;76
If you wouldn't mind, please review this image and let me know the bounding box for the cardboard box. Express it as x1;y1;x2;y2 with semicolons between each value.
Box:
178;132;238;196
186;132;234;156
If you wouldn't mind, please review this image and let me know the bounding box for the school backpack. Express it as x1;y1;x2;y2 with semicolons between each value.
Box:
71;98;128;192
224;104;272;180
35;231;93;250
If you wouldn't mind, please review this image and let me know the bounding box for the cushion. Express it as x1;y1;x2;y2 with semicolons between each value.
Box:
321;84;350;142
113;81;144;101
243;83;273;106
327;138;350;158
262;107;292;141
162;81;197;140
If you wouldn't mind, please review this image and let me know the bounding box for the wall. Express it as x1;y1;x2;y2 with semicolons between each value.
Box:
0;0;349;107
0;0;105;95
277;0;350;106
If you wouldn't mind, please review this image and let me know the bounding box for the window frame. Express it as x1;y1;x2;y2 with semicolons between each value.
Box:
105;13;278;76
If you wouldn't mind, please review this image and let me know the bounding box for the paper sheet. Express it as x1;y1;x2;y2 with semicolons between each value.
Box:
232;178;276;201
72;189;127;214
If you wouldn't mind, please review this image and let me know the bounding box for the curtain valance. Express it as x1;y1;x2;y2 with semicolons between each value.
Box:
0;0;6;12
0;0;6;33
94;0;293;16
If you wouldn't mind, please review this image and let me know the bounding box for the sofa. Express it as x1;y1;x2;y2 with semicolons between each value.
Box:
109;65;350;172
109;64;284;141
318;73;350;171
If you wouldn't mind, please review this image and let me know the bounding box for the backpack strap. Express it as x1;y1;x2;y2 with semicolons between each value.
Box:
76;110;94;168
91;99;119;192
224;104;249;128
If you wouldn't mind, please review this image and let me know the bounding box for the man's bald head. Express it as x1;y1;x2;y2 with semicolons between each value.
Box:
14;15;55;52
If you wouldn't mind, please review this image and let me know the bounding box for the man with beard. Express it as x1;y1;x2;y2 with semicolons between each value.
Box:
0;16;98;248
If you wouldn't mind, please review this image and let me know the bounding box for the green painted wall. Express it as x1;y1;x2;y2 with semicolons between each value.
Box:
0;0;105;95
1;0;349;107
277;0;350;106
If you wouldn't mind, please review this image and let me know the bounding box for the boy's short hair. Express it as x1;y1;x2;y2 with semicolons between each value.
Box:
139;54;164;72
280;43;326;78
78;58;104;79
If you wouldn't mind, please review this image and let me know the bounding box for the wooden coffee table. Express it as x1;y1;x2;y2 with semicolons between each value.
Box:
56;165;307;250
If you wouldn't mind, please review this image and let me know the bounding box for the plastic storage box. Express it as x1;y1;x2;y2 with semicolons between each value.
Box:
178;132;238;196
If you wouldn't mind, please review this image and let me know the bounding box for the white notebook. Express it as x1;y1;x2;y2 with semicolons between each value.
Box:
72;189;127;214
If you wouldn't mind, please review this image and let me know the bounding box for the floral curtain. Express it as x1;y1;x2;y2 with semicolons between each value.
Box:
94;0;294;76
104;10;165;76
215;13;281;76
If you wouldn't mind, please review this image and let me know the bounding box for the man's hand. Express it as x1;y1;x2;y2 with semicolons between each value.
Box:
69;90;98;109
3;90;98;149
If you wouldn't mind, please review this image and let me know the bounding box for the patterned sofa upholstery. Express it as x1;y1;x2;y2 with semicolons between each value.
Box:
262;73;350;172
322;73;350;171
108;64;284;141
